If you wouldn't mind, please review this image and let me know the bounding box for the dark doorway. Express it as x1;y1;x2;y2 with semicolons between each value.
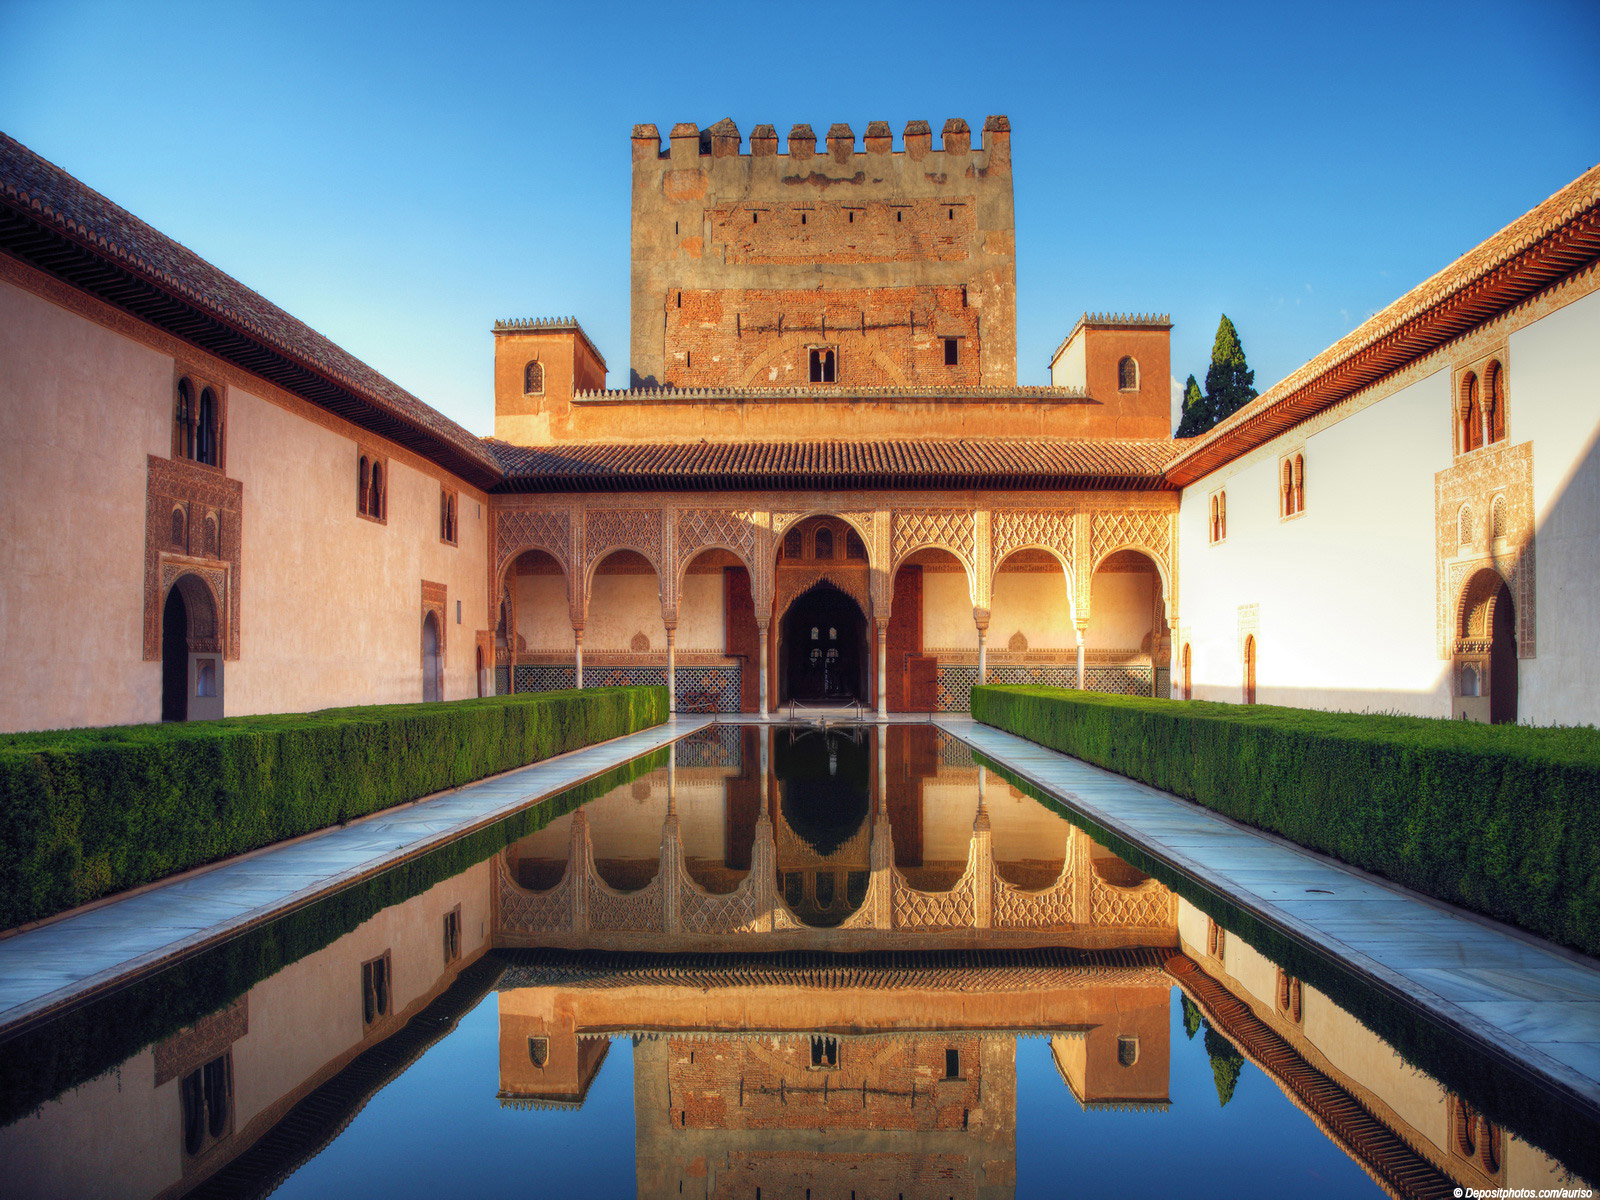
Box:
161;588;189;722
780;583;867;703
422;612;443;702
1490;582;1518;725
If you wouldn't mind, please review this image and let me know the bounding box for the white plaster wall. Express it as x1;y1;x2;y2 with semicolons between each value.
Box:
921;570;978;648
990;569;1075;649
0;281;167;731
226;389;489;714
1176;282;1599;723
1086;571;1153;651
1176;369;1451;714
586;570;667;650
677;571;725;650
1506;286;1600;726
0;279;491;731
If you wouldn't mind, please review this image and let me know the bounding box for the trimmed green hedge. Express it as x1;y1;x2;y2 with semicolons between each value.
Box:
970;686;1600;956
0;686;667;929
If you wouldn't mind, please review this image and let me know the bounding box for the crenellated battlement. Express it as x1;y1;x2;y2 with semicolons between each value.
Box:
1077;312;1173;328
631;116;1010;162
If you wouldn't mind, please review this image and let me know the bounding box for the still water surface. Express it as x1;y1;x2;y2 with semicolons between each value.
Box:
2;725;1591;1198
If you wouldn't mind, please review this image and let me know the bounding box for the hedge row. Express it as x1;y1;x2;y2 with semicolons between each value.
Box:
0;686;667;930
970;686;1600;957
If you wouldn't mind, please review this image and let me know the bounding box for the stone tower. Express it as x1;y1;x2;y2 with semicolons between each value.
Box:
629;116;1017;390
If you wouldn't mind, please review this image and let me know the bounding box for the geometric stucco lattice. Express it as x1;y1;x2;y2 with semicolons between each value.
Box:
893;508;975;569
585;508;664;572
992;509;1074;567
496;507;571;576
676;508;761;575
1089;508;1171;567
1434;440;1534;658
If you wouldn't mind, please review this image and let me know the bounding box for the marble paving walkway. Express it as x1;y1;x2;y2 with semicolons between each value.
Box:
0;717;710;1037
937;716;1600;1114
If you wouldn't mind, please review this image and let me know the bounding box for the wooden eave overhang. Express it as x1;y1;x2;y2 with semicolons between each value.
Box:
1164;165;1600;488
0;134;504;490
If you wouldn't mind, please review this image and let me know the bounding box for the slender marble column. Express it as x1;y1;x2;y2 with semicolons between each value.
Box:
665;627;676;714
1075;624;1086;690
976;626;988;688
757;622;769;718
876;622;888;718
574;627;585;689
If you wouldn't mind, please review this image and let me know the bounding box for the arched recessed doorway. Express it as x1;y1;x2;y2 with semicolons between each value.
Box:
780;582;868;704
161;574;223;722
422;611;443;702
1454;568;1517;724
1243;634;1257;705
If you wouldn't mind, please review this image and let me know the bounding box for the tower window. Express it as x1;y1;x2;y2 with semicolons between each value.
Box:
523;360;544;395
943;337;959;366
944;1047;961;1078
1117;356;1139;390
808;348;836;383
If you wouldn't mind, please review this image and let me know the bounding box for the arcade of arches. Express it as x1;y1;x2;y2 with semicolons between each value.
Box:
490;499;1177;713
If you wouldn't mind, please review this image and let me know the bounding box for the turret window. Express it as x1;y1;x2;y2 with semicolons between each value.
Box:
1117;356;1139;390
808;347;837;384
523;360;544;395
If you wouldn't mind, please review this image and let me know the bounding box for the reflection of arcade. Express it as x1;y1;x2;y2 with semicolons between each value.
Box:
495;949;1173;1200
497;727;1178;951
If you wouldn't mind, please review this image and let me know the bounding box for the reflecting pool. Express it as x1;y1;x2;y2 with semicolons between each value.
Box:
1;725;1593;1199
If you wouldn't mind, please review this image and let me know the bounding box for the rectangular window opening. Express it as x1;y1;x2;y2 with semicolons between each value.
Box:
945;1047;960;1079
943;337;959;366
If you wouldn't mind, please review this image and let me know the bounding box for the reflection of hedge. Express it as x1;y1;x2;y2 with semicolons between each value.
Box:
971;686;1600;956
970;743;1600;1186
0;747;667;1128
0;686;667;929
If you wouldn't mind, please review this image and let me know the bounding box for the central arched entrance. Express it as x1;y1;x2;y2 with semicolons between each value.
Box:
160;573;223;722
780;582;868;703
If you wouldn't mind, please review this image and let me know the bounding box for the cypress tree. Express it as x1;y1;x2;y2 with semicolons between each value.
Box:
1203;314;1257;427
1204;1025;1245;1107
1175;373;1206;438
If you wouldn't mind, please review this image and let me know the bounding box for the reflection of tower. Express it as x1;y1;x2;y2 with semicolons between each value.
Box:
634;1031;1018;1200
1049;985;1171;1112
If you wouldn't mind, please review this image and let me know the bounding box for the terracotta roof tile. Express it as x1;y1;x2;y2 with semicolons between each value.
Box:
487;438;1173;492
0;132;502;487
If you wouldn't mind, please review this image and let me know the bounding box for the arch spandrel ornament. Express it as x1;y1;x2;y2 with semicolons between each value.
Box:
891;509;976;574
584;508;664;574
495;508;571;579
1077;507;1177;624
676;508;762;580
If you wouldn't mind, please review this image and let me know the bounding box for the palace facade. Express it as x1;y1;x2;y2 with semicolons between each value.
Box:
1;121;1597;733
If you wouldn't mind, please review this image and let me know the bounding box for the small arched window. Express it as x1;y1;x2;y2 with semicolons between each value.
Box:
447;495;457;542
171;506;187;551
358;456;372;515
1458;504;1474;548
784;528;803;558
196;388;219;466
845;529;867;560
371;462;385;520
524;360;544;395
1292;454;1305;514
814;526;834;559
1460;372;1483;453
1281;460;1294;516
175;378;196;459
1181;643;1192;700
1485;360;1506;443
1117;356;1139;390
1490;495;1507;544
1116;1036;1140;1067
1210;491;1227;543
204;514;219;558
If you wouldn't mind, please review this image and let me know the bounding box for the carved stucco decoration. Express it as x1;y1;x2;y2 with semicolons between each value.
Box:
892;508;976;572
144;455;243;660
1435;441;1535;658
496;507;571;578
584;508;663;573
676;508;762;575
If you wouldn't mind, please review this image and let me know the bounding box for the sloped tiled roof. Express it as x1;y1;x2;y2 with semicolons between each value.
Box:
487;438;1173;492
0;132;503;488
1166;164;1600;486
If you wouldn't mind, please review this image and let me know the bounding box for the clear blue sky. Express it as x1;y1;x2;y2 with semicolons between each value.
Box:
3;0;1596;435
